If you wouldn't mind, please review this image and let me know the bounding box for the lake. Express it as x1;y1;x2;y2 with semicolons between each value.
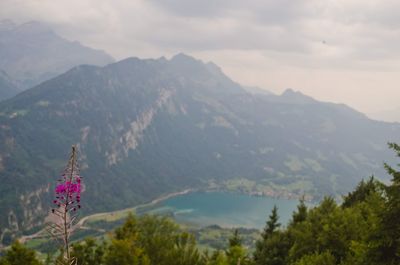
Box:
154;191;301;229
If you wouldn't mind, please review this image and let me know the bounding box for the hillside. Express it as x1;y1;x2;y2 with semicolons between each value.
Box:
0;70;20;101
0;54;399;243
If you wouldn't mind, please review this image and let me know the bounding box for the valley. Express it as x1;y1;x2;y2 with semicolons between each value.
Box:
1;3;400;264
0;54;399;244
20;189;300;254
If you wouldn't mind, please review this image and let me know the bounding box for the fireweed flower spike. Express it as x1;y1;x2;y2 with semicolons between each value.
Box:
47;146;83;265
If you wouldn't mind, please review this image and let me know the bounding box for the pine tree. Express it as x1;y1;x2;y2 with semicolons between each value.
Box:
229;229;242;248
342;176;379;208
290;197;308;225
226;230;248;265
253;206;288;265
264;205;280;236
369;143;400;264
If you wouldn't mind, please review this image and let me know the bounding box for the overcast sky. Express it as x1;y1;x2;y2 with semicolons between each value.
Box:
1;0;400;114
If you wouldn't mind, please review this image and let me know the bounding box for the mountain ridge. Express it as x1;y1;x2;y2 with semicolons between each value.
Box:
0;53;398;243
0;70;20;101
0;19;114;97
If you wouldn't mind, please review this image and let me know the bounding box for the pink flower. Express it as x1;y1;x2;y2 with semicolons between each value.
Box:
55;182;81;195
55;184;67;194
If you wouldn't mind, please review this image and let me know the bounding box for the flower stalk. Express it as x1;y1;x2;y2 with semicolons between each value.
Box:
47;145;82;265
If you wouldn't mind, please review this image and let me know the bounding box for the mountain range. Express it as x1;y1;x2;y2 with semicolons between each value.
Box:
0;19;114;100
0;53;399;244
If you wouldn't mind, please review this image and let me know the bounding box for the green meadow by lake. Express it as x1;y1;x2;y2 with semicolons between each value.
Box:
155;192;300;229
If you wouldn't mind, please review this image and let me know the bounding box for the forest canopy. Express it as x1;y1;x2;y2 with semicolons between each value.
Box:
1;143;400;265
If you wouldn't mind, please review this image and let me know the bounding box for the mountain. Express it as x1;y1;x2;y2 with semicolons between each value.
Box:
243;86;274;96
0;19;114;92
0;53;399;242
0;70;20;101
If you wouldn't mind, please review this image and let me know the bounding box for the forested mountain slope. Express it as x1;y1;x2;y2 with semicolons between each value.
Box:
0;54;398;242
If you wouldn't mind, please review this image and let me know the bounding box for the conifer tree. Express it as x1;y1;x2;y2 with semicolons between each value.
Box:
290;197;308;225
342;176;379;208
253;206;289;265
264;205;280;237
229;229;242;248
369;143;400;264
226;229;248;265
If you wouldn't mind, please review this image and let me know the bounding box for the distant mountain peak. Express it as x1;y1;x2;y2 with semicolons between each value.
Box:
169;53;226;77
170;53;203;66
282;88;300;96
205;61;223;74
158;56;168;62
0;19;114;90
116;56;142;64
280;88;315;104
0;52;399;240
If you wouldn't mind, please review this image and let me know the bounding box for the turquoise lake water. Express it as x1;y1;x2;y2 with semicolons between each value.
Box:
156;192;300;229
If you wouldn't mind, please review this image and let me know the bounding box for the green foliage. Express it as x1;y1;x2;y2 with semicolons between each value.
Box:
254;231;291;265
228;229;241;248
226;246;247;265
264;205;280;237
366;143;400;265
0;241;43;265
5;143;400;265
253;206;289;265
171;232;202;265
207;251;228;265
71;238;106;265
342;176;380;208
293;251;335;265
251;143;400;265
226;230;249;265
290;197;308;225
2;53;399;237
69;214;204;265
114;214;179;265
104;238;149;265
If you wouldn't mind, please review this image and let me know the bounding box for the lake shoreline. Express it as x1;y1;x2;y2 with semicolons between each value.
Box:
18;186;307;244
159;190;301;229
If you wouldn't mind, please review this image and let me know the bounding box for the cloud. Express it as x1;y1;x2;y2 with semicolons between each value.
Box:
3;0;400;60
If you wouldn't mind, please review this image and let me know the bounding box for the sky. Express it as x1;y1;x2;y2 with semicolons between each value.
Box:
1;0;400;115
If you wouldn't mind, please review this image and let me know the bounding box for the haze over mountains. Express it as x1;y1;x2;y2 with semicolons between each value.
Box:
0;70;19;101
1;2;400;262
0;19;114;100
0;51;399;243
368;108;400;123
